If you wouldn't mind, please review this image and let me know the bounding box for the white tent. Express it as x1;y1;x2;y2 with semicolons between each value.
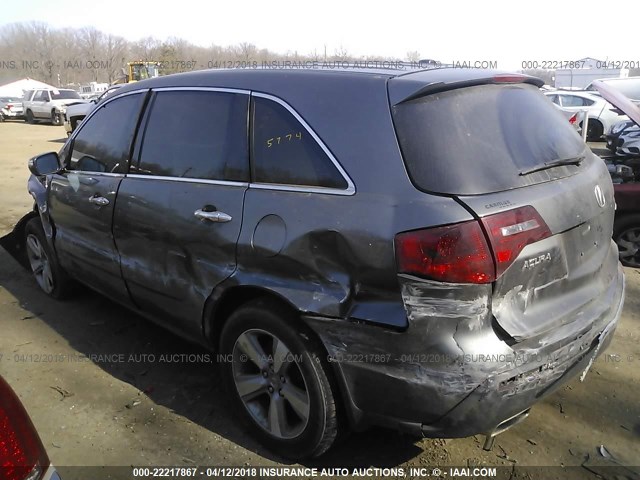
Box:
0;78;56;98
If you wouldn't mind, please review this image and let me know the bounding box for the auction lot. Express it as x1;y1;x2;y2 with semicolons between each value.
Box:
0;121;639;479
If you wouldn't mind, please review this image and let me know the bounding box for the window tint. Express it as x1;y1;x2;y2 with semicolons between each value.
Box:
35;90;49;102
68;93;144;173
252;96;348;189
136;91;249;182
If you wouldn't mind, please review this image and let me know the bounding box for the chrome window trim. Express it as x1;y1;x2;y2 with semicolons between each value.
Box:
151;86;251;95
248;182;352;195
61;170;125;178
126;174;248;187
251;92;356;196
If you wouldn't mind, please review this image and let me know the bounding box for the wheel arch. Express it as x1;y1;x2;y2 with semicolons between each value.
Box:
202;282;359;431
203;284;302;350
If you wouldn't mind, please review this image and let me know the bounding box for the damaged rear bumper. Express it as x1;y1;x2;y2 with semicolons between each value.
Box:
304;264;625;438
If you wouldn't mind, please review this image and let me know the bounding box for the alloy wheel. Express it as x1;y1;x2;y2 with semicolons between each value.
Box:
26;234;55;294
232;329;310;439
617;227;640;268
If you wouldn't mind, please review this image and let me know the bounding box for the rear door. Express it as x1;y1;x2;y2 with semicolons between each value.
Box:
390;81;620;341
113;88;249;335
32;90;49;118
48;91;147;303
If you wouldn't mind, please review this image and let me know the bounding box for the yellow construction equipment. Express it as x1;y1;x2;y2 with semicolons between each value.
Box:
113;61;160;85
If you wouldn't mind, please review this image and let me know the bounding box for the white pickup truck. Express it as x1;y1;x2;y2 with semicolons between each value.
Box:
22;88;88;126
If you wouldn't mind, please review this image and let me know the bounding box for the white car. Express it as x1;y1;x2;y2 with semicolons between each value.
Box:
544;90;627;141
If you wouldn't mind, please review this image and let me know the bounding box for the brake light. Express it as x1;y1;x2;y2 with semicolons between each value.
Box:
481;206;552;278
0;376;49;480
395;220;495;284
395;206;551;284
569;113;578;125
6;104;12;110
492;74;528;84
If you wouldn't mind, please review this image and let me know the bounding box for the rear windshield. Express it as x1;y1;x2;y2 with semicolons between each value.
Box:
392;84;586;195
51;90;81;100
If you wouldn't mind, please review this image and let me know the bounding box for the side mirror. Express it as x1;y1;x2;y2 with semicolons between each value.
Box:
28;152;61;176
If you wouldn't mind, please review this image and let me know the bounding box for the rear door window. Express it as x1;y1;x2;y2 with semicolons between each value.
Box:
135;90;249;182
560;95;593;107
68;93;145;173
392;84;586;195
251;96;348;190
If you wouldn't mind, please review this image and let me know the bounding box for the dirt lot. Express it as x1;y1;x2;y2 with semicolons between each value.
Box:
0;121;639;479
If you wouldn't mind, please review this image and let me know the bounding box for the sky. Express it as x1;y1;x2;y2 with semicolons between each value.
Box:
2;0;640;70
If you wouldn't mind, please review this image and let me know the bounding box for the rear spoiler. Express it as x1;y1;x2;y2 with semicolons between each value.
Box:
389;69;544;105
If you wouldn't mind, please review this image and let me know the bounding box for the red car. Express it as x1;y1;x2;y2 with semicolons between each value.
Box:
0;375;61;480
594;80;640;268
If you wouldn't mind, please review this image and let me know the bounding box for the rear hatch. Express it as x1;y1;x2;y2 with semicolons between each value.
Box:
390;73;620;341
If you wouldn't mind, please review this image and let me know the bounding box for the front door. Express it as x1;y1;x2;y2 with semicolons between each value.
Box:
48;91;147;303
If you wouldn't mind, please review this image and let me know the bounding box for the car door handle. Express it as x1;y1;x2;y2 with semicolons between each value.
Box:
89;195;110;206
194;209;232;223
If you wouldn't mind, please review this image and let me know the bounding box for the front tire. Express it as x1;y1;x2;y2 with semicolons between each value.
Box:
51;110;62;126
220;299;340;459
24;218;71;299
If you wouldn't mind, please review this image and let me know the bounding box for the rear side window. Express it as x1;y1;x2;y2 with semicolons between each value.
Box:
68;93;145;173
392;84;586;195
252;96;348;189
561;95;594;107
136;91;249;182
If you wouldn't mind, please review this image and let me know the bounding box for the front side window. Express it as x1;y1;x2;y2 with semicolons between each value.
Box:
68;93;145;173
136;90;249;182
251;96;348;189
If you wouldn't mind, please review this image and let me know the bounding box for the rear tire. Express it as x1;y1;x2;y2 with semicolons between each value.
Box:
586;119;604;141
220;298;340;459
24;218;71;299
26;110;34;124
614;214;640;268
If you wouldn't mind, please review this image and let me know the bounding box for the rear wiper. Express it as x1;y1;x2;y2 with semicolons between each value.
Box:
519;155;585;176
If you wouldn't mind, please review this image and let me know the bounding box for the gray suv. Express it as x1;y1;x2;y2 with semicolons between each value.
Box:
1;68;625;459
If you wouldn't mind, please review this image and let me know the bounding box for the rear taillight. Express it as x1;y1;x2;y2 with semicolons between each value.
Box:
394;206;551;284
6;104;12;110
480;205;552;278
395;220;495;284
569;113;578;125
0;377;49;480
